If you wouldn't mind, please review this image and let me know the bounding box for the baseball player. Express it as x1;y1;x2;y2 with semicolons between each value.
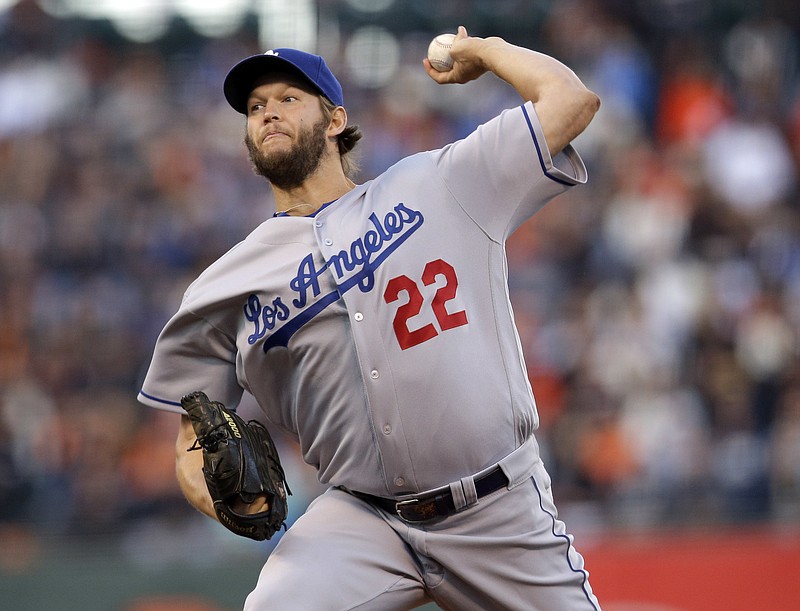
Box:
139;26;601;610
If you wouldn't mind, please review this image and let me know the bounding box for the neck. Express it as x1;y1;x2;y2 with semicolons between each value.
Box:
272;164;356;217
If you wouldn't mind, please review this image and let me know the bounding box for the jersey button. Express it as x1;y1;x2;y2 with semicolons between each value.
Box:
323;238;333;246
370;369;379;379
382;424;391;435
314;220;322;227
354;312;364;321
394;477;405;487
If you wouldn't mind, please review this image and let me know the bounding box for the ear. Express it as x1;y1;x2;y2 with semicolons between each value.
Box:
327;106;348;138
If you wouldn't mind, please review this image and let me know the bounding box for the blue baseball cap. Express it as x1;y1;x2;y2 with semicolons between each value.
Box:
223;48;344;114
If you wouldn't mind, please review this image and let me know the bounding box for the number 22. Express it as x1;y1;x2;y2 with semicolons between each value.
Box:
383;259;469;350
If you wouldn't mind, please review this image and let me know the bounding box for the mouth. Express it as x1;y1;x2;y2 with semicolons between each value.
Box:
262;131;289;144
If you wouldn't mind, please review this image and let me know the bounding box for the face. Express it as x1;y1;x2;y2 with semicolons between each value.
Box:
244;75;331;189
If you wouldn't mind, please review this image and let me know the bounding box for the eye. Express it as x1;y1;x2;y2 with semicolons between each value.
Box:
282;95;298;103
248;102;265;115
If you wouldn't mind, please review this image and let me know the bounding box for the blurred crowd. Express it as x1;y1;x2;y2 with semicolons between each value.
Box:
2;0;800;552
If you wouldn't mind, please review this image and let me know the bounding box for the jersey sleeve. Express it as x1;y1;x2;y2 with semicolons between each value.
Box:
137;303;243;414
433;100;587;240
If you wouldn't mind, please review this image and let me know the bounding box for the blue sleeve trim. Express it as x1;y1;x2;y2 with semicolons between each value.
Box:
138;390;182;408
521;104;574;187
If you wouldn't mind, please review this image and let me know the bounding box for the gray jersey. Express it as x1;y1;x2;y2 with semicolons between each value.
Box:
138;100;586;497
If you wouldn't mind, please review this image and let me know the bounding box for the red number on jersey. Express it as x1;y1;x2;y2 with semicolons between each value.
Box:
383;275;438;350
422;259;468;331
383;259;469;350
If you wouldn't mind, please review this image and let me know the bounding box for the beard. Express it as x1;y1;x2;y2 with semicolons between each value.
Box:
245;117;329;190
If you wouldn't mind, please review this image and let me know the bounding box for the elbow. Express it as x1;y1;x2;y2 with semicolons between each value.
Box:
578;88;601;129
563;88;600;148
588;89;601;114
533;85;601;156
587;89;601;118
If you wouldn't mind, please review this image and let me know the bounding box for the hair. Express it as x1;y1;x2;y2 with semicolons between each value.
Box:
319;96;363;179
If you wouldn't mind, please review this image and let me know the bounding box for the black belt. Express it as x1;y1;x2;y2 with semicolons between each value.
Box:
352;467;509;523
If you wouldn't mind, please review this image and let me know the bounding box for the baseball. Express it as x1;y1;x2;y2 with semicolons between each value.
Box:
427;33;456;72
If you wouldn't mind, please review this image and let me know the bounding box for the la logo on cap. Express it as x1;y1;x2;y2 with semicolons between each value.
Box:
264;50;279;56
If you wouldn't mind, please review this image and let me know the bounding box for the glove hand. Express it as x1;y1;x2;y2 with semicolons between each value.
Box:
181;391;291;541
231;493;270;515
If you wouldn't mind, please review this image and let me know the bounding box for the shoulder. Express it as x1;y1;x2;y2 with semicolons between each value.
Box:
379;150;438;178
179;222;268;308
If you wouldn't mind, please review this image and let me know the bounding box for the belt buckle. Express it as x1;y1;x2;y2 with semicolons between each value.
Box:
396;496;441;523
395;498;424;522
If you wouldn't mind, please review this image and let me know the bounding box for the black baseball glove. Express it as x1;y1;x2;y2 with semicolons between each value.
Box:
181;391;291;541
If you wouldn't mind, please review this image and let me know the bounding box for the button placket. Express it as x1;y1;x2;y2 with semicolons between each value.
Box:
340;281;416;493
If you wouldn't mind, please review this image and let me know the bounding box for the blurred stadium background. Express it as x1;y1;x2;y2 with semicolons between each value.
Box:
2;0;800;609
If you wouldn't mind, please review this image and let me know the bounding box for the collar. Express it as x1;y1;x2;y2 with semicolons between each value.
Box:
272;199;337;218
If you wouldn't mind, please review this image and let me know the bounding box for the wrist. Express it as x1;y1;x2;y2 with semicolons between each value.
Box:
472;36;510;72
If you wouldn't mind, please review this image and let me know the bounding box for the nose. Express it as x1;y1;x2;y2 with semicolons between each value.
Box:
261;99;281;122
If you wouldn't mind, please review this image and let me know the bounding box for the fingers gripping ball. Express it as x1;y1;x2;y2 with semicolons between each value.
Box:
182;391;291;541
427;33;456;72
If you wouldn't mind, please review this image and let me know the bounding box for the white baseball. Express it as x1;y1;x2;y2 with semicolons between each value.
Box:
427;33;456;72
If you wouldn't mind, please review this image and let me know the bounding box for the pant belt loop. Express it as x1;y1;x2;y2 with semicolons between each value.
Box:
461;475;478;507
449;476;478;512
498;435;540;488
449;479;467;511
